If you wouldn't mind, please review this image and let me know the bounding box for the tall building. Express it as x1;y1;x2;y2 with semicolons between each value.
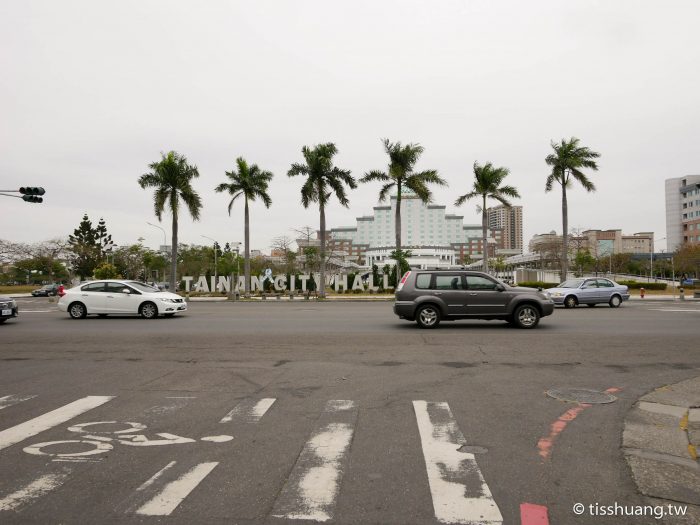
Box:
666;175;700;250
486;205;523;253
327;193;501;268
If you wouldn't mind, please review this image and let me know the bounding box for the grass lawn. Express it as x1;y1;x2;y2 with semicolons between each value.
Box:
0;285;36;294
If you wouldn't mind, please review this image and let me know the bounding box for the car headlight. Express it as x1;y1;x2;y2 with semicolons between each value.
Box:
551;292;563;297
10;300;17;307
159;298;177;303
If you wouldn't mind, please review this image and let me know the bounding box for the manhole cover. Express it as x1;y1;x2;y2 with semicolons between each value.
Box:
546;388;617;404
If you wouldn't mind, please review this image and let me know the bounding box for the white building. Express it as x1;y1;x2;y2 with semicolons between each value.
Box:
666;175;700;250
328;193;494;268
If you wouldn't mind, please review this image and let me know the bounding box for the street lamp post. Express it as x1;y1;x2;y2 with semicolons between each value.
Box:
147;222;169;284
202;235;218;291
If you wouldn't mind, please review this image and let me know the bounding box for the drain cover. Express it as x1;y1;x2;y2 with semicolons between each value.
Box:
546;388;617;404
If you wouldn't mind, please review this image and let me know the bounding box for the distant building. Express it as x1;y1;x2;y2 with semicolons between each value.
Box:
327;192;503;268
665;175;700;250
528;229;653;257
486;205;523;253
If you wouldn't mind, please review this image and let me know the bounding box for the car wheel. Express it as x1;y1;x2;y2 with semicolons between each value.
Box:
416;304;440;329
564;295;578;308
513;304;540;329
68;302;87;319
139;302;158;319
609;294;622;308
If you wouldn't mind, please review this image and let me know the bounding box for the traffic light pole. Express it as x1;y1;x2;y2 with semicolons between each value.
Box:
0;187;46;203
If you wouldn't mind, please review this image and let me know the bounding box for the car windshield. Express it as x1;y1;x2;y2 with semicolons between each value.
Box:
126;281;160;293
558;279;585;288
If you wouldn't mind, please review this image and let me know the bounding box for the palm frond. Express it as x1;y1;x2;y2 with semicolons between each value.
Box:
378;182;395;202
360;170;390;183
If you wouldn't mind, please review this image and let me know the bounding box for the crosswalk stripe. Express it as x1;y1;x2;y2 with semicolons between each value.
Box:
271;400;357;522
413;401;503;525
0;396;115;451
220;397;276;423
0;469;71;511
0;395;37;411
135;461;219;516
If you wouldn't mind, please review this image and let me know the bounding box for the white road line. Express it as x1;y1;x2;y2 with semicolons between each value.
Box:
647;308;700;313
0;470;71;511
0;394;37;410
220;397;276;423
0;396;114;451
271;400;357;522
136;461;177;492
413;401;502;525
135;462;219;516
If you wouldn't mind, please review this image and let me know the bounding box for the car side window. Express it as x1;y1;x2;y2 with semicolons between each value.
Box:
597;279;614;287
415;274;431;289
581;280;597;289
106;283;130;293
434;275;465;290
465;275;498;290
81;282;106;292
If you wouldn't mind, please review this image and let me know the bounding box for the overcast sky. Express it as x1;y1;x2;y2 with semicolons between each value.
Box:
2;1;699;253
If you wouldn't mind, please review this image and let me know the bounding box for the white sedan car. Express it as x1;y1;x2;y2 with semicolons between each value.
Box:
58;280;187;319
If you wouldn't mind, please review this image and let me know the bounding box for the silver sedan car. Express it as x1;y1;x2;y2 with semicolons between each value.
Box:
545;278;630;308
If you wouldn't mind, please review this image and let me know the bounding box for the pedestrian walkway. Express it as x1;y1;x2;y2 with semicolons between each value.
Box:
0;393;507;524
622;376;700;522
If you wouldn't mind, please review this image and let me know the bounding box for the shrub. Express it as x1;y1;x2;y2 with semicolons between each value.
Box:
516;281;560;289
618;281;667;290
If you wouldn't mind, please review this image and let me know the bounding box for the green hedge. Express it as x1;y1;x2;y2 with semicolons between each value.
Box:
516;281;560;289
617;281;667;290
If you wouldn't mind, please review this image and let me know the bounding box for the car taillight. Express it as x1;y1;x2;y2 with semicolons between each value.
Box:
397;271;411;292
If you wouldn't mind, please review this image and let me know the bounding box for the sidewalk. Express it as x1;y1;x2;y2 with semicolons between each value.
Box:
622;376;700;521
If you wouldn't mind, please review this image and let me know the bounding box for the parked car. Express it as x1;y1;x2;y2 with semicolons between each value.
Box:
31;284;59;296
545;278;630;308
393;270;555;329
0;296;19;324
57;280;187;319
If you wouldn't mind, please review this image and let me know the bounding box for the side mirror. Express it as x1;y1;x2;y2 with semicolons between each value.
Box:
122;288;131;294
495;284;505;292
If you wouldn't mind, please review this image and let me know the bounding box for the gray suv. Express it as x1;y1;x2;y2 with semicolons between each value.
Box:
393;270;555;329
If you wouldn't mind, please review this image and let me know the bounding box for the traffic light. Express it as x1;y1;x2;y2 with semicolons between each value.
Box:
19;187;45;196
19;187;45;203
22;195;43;203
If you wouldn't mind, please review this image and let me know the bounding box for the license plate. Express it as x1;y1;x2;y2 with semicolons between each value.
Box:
1;309;11;316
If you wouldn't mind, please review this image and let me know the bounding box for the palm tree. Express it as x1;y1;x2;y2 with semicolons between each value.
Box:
545;137;601;282
215;157;273;297
288;143;356;298
361;139;446;285
454;162;520;273
138;151;202;292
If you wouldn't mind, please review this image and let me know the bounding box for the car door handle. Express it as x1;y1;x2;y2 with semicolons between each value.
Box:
469;293;478;296
433;292;443;295
81;294;88;297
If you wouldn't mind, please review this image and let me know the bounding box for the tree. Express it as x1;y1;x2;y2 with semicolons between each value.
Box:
139;151;202;292
272;235;297;273
215;157;273;297
455;162;519;273
545;137;601;282
93;263;119;280
389;249;412;280
68;214;102;279
574;249;596;276
361;139;445;285
288;143;356;297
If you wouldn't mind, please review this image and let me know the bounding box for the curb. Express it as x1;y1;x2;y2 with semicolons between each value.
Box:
622;377;700;509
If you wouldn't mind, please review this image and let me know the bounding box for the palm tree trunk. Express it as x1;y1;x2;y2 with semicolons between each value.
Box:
561;177;569;282
244;198;250;297
395;185;402;286
482;194;489;273
319;203;326;298
170;212;178;293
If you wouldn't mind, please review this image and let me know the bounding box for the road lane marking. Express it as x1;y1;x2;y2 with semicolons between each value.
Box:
0;470;71;511
0;396;114;451
413;400;503;525
520;503;550;525
220;397;276;423
135;461;219;516
647;308;700;313
136;461;177;492
271;400;357;522
0;395;36;410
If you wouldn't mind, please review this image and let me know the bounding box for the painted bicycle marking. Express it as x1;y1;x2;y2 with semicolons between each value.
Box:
23;421;232;459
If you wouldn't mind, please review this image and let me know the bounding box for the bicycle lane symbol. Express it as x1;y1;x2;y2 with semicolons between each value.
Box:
23;421;233;462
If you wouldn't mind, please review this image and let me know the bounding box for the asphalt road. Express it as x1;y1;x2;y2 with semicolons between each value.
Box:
1;298;699;524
